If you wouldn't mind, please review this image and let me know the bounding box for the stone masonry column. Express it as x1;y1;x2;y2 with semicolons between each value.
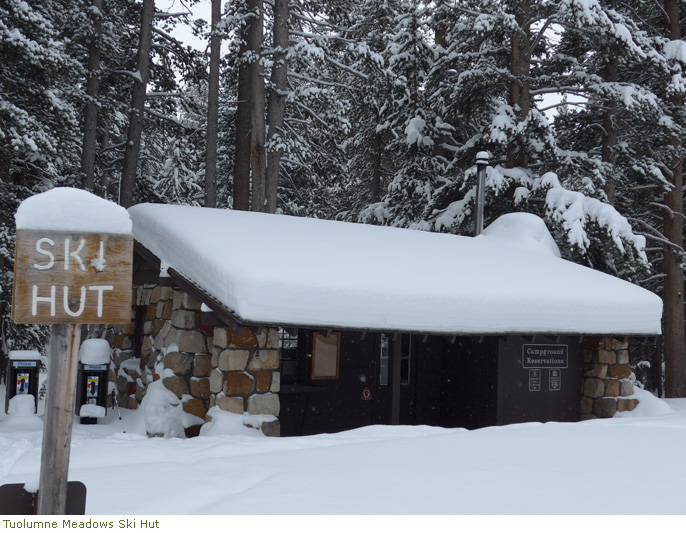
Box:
160;290;212;427
209;326;281;436
581;337;638;420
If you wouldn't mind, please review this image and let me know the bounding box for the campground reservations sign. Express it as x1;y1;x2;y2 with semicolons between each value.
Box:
12;230;132;324
521;344;568;369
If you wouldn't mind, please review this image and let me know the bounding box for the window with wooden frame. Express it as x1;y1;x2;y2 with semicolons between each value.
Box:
311;332;340;380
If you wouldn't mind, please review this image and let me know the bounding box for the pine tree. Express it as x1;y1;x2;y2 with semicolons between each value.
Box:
0;0;86;353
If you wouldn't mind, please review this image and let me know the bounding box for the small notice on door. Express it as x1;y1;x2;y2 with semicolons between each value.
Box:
529;369;541;392
549;369;561;391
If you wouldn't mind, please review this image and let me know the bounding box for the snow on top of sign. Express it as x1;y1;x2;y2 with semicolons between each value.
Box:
128;204;662;335
15;188;132;234
8;350;41;361
79;338;111;365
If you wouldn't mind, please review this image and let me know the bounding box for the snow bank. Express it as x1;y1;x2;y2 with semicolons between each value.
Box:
7;395;36;417
2;380;686;514
15;187;132;234
79;338;111;365
138;380;202;438
79;404;106;418
199;407;273;437
615;388;675;419
479;212;561;257
139;380;185;438
128;205;661;335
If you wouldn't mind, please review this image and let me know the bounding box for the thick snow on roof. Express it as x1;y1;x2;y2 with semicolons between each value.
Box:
128;204;662;335
478;212;561;258
15;187;132;234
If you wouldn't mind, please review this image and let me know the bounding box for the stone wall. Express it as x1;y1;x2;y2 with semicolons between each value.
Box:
581;337;638;419
110;283;280;436
209;326;281;436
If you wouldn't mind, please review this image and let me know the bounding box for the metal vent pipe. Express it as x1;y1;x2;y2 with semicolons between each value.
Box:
474;151;489;236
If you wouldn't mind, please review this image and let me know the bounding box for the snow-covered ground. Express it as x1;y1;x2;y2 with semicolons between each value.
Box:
0;384;685;516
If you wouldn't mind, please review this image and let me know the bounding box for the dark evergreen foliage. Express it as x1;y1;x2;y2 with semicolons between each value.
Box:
1;0;685;393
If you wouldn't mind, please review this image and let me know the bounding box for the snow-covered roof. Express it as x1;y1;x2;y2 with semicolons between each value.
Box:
128;204;662;336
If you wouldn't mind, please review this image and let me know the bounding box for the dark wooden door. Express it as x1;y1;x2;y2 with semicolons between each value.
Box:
279;330;378;435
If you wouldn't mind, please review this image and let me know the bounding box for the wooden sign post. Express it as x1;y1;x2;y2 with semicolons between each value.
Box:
12;228;132;515
38;322;82;515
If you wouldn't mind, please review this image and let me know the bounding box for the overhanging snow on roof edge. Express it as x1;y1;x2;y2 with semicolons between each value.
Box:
128;204;662;337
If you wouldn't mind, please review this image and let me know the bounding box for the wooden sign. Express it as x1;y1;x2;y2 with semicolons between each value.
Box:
12;230;133;324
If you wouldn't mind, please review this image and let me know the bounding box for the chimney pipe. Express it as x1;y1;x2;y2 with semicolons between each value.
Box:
474;151;489;236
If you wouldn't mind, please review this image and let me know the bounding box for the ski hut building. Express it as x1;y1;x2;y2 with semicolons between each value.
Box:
110;205;662;437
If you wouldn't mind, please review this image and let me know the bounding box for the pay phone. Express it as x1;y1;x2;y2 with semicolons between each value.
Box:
4;351;41;414
76;339;112;424
76;363;109;424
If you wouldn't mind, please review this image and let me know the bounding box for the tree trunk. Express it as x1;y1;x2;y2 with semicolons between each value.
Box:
264;0;289;214
248;0;266;212
81;0;103;193
119;0;155;208
663;0;686;397
0;140;11;183
432;0;447;161
506;0;531;169
205;0;221;208
601;0;617;205
601;56;617;204
371;130;382;203
233;21;251;211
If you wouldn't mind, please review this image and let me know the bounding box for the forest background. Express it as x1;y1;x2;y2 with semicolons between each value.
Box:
1;0;686;397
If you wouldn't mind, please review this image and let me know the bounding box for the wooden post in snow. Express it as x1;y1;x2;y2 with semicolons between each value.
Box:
36;324;82;515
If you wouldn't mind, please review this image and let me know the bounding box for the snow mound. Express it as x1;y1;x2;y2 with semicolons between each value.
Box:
15;187;132;234
615;388;675;418
79;339;111;365
139;381;188;438
480;212;561;257
200;407;272;437
79;404;106;418
8;395;36;417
